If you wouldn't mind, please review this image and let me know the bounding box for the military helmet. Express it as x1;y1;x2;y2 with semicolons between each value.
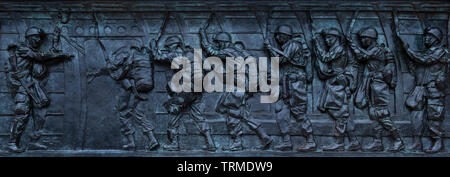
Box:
323;28;341;37
275;25;293;36
25;27;45;37
214;32;232;42
359;27;378;39
424;27;443;41
165;36;182;46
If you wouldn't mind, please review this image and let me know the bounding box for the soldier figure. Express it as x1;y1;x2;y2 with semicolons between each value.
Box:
4;27;73;153
264;25;316;152
312;28;361;151
200;27;273;151
349;27;404;152
153;36;216;151
399;27;448;153
88;45;159;151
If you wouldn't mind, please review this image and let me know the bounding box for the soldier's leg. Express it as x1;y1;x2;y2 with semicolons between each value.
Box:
345;118;361;151
425;98;445;153
117;89;136;150
323;105;349;152
374;108;404;152
294;114;317;152
28;103;49;150
409;110;425;151
188;102;216;151
7;90;31;153
244;115;273;150
133;100;159;150
364;107;386;152
164;113;183;151
275;100;292;151
223;115;244;151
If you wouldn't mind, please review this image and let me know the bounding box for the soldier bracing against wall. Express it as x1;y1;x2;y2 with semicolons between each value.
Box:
312;28;361;151
349;27;404;152
264;25;316;152
152;35;216;151
5;27;73;153
88;46;159;151
398;27;449;153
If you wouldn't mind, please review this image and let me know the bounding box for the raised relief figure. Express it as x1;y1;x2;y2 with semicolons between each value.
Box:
5;27;73;153
264;25;316;152
215;87;274;151
88;45;159;151
153;36;216;151
349;27;404;152
397;27;449;153
312;28;361;151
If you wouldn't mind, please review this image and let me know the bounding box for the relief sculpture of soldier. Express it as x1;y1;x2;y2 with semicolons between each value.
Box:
396;26;449;153
215;85;274;151
312;28;361;151
87;45;159;151
264;25;316;152
4;27;73;153
152;36;216;151
200;14;273;151
349;27;405;152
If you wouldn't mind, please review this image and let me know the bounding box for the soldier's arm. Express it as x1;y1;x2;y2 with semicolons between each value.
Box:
352;45;378;62
317;45;344;63
405;48;442;64
19;47;73;62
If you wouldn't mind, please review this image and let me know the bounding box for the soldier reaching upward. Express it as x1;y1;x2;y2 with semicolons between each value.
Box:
313;28;360;151
264;25;316;152
349;27;404;152
153;35;216;151
398;27;449;153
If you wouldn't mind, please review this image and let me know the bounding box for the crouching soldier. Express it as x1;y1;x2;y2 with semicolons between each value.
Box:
88;45;159;151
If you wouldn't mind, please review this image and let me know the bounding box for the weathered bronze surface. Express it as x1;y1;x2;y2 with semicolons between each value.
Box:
0;1;448;156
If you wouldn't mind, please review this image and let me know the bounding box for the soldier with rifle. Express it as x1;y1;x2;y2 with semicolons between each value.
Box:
5;27;73;153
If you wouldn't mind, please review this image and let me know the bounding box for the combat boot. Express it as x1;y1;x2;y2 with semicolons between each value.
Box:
144;131;159;151
388;131;404;152
255;127;273;150
323;136;345;151
6;143;24;153
364;133;384;152
202;131;216;152
163;129;180;151
296;134;317;152
408;136;422;152
275;135;292;151
122;134;136;151
347;135;361;151
222;137;243;151
425;137;442;154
